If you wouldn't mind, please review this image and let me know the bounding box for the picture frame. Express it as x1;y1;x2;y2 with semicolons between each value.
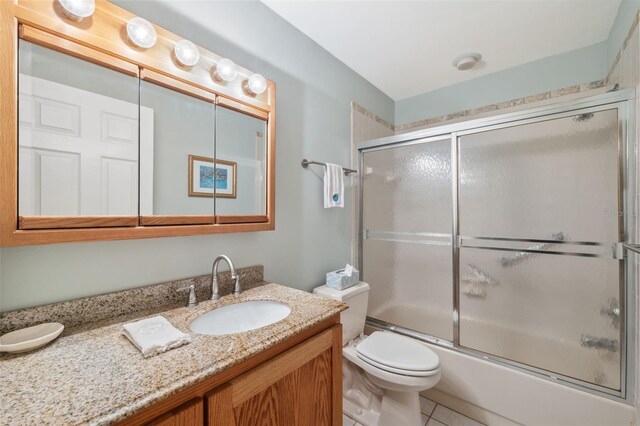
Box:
188;155;237;198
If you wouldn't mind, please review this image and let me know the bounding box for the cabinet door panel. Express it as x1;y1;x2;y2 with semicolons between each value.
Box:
139;76;215;221
215;105;267;217
233;350;332;426
207;327;338;426
148;399;203;426
18;40;140;221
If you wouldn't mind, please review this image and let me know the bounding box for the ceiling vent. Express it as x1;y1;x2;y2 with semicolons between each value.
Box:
453;53;482;71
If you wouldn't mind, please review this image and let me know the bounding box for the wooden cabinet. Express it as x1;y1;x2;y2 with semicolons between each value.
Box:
148;400;203;426
118;316;342;426
207;328;336;425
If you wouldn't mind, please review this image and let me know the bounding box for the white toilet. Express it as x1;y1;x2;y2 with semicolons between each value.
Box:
314;282;441;426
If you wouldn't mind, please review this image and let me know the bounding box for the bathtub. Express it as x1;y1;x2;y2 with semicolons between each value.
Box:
366;303;634;425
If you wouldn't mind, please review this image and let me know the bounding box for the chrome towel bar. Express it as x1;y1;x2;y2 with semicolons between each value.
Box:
301;158;357;175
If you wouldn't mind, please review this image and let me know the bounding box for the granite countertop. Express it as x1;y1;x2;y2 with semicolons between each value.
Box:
0;283;346;425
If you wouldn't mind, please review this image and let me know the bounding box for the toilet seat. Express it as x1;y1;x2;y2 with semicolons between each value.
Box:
343;345;441;393
356;331;439;377
357;352;439;377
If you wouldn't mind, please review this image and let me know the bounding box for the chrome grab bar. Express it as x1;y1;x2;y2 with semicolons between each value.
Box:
364;229;452;246
497;232;566;268
460;236;618;260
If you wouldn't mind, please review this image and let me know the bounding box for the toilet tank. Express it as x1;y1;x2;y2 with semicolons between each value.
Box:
313;282;369;346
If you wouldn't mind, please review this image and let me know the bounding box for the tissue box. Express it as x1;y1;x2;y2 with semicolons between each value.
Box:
326;268;359;290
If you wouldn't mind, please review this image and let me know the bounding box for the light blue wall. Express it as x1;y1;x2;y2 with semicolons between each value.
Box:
607;0;640;69
395;41;607;125
0;0;394;311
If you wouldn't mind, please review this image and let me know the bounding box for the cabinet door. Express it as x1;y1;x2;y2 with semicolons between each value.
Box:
207;327;341;426
18;39;140;229
147;399;203;426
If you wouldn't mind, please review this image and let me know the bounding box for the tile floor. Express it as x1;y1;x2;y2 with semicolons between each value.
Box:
343;395;486;426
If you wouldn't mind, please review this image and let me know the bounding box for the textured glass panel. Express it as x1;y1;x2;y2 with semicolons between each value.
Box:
215;106;267;215
140;80;214;215
362;139;452;233
363;239;453;340
459;109;619;243
459;247;621;390
18;40;139;216
362;139;453;340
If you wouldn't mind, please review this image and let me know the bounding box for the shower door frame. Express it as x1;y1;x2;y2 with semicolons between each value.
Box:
357;89;637;402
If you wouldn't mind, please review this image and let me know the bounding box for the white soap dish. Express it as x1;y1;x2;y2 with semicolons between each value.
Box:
0;322;64;353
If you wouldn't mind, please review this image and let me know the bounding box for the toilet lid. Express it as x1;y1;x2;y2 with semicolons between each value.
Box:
356;331;439;373
356;352;439;377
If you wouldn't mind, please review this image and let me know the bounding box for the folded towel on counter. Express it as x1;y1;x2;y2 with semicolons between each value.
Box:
324;163;344;208
122;316;191;358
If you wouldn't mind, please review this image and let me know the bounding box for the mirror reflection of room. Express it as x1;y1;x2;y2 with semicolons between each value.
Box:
215;106;267;216
18;40;140;217
139;78;215;216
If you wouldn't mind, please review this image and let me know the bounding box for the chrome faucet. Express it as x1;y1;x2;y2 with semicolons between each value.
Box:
210;255;241;300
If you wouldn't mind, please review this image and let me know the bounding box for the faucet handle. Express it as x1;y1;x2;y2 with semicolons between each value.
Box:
177;284;198;307
233;274;242;296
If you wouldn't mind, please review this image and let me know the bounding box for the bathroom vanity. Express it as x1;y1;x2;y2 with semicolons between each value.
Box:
0;280;346;425
123;314;342;426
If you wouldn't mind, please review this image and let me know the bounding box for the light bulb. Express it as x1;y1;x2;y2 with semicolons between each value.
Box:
58;0;95;20
126;17;157;49
213;58;238;82
174;40;200;66
244;73;267;96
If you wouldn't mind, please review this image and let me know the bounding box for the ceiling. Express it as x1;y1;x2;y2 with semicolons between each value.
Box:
262;0;621;100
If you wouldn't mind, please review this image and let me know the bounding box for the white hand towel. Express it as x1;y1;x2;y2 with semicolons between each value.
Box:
123;316;191;358
324;163;344;208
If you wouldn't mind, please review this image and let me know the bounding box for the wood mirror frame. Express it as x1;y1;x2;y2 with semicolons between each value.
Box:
0;0;276;246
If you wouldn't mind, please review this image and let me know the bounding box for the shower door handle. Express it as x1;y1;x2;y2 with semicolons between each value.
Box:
616;242;640;259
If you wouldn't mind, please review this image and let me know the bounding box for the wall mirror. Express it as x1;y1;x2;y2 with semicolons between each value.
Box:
2;1;275;246
18;39;140;229
215;104;268;221
17;41;272;230
139;72;216;225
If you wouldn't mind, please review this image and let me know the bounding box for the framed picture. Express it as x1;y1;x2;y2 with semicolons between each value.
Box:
188;155;237;198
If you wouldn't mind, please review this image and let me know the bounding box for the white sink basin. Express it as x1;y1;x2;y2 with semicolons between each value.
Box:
190;300;291;336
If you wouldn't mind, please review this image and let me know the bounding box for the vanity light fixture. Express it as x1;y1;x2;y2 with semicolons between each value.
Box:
57;0;95;21
126;17;157;49
174;40;200;66
213;58;238;82
244;73;267;96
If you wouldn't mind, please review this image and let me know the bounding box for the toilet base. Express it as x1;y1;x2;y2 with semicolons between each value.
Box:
378;389;422;426
342;356;433;426
343;358;383;425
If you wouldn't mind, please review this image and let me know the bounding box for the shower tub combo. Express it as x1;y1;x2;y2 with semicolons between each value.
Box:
357;90;637;424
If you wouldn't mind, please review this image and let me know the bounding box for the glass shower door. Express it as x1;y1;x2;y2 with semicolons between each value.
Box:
361;138;453;340
457;108;622;390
